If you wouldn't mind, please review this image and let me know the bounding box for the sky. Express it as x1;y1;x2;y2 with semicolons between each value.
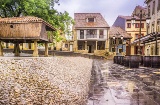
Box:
54;0;146;26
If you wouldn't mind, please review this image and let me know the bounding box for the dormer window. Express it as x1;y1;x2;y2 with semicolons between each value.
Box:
88;18;95;22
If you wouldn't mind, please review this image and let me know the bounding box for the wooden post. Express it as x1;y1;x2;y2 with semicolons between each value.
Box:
45;42;48;57
0;41;3;56
68;43;69;51
33;40;39;57
85;41;87;50
14;43;20;56
96;41;98;50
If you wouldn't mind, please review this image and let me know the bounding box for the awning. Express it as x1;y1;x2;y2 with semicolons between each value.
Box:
131;32;160;45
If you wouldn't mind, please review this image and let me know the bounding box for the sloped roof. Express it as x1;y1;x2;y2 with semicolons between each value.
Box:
74;13;110;28
0;16;56;31
109;26;132;39
119;15;146;21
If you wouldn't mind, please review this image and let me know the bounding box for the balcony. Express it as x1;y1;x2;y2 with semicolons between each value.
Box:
86;34;97;39
78;34;106;40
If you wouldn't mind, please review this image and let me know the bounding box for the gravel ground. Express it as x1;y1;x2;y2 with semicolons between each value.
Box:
0;56;92;105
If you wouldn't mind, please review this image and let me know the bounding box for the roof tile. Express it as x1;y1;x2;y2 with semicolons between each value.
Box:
74;13;109;28
109;26;132;39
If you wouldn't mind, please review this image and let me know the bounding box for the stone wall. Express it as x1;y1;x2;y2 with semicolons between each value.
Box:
0;57;92;105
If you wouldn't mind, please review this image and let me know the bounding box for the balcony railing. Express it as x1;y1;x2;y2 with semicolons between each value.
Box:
86;34;97;38
78;34;107;40
99;35;104;38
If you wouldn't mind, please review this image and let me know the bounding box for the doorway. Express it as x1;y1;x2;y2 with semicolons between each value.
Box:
29;43;32;49
88;45;92;53
69;44;73;51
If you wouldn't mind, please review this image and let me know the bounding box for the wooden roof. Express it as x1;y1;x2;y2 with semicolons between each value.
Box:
0;16;56;43
109;26;132;39
74;13;110;28
0;16;56;31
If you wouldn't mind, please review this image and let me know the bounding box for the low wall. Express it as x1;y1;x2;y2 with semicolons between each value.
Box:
0;57;92;105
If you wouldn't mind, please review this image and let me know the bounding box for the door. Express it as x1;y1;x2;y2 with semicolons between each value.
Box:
70;44;73;51
88;45;92;53
29;43;31;49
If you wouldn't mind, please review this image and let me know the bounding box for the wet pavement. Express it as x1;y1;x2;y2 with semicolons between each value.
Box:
88;59;160;105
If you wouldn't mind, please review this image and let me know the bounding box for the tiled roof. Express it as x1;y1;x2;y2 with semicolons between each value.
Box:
119;15;146;20
109;26;132;39
0;16;56;30
0;16;43;23
74;13;110;28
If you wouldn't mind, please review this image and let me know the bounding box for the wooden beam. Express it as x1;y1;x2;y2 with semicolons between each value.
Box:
33;40;39;57
45;42;48;57
0;41;3;56
14;43;20;56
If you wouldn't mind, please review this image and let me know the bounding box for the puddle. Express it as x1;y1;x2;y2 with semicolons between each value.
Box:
88;60;160;105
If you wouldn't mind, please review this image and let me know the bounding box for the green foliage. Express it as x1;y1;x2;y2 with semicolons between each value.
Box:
0;0;74;43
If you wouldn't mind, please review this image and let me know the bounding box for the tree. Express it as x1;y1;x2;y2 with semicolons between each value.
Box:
0;0;74;42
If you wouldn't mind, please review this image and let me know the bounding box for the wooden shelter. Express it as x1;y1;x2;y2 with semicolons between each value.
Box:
0;16;56;56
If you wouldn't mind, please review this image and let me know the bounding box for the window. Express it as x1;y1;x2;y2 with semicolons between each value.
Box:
148;5;151;17
99;30;104;38
65;44;68;48
112;39;116;44
87;29;97;35
135;23;139;28
88;18;94;22
80;30;84;39
135;34;139;39
135;34;143;39
119;40;123;44
97;46;100;50
99;30;104;35
141;23;144;28
127;23;131;28
112;48;115;52
152;1;155;15
78;45;82;50
152;24;154;33
158;0;160;11
119;49;122;53
157;21;160;32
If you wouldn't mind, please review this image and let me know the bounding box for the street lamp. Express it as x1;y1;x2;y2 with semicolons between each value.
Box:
113;36;116;54
131;10;151;55
121;35;123;54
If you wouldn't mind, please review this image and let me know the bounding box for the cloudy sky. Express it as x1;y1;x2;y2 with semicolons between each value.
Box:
54;0;146;26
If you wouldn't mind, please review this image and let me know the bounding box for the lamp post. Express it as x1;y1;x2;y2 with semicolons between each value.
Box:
113;36;116;54
121;36;123;54
131;10;151;55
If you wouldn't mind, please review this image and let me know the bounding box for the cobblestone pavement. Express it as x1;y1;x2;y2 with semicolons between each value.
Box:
87;59;160;105
0;56;92;105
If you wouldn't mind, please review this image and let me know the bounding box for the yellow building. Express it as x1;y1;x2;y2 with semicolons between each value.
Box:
138;0;160;55
113;5;147;55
